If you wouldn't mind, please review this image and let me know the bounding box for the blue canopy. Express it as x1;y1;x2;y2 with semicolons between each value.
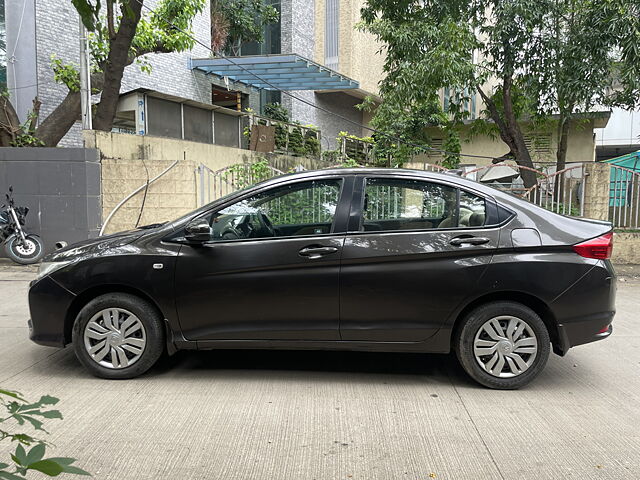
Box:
190;54;360;91
604;151;640;207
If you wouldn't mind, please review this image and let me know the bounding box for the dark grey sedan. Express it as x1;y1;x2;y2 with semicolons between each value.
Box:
28;168;615;389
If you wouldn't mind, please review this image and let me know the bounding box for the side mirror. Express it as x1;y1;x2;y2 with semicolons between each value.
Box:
184;218;212;243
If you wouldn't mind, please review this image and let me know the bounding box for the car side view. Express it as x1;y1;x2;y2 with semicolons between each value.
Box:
28;168;616;389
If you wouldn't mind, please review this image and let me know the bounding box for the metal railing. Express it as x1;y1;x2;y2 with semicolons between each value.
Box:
609;165;640;229
462;163;587;217
197;163;285;206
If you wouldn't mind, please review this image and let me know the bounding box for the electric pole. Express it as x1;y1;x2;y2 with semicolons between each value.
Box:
79;18;92;130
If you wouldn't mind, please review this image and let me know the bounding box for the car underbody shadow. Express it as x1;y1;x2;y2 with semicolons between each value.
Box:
149;348;476;386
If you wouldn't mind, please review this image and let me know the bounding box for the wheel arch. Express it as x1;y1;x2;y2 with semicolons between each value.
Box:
64;284;167;345
450;291;560;352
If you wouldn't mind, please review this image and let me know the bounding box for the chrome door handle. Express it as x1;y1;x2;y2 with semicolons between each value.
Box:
450;236;491;246
299;246;339;259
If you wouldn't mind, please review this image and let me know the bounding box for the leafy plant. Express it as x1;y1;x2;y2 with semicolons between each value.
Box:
223;158;273;189
442;128;461;169
211;0;279;55
0;388;89;479
263;103;289;123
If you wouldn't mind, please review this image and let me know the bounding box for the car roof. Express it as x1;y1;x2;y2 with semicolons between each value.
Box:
258;167;497;196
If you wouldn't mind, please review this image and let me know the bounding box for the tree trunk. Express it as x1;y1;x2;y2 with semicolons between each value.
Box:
0;95;22;146
35;73;104;146
554;115;570;205
476;83;537;188
556;116;569;173
35;92;82;147
93;0;143;131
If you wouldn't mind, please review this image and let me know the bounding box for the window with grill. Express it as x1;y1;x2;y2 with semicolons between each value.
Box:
325;0;339;70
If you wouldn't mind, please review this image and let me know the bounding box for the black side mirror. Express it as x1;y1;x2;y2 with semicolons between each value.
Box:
184;218;212;243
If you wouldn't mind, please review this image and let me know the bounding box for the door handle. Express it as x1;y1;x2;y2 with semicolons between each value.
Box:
299;246;339;259
450;236;491;246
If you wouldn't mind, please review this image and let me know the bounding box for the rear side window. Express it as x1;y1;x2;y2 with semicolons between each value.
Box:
361;178;486;232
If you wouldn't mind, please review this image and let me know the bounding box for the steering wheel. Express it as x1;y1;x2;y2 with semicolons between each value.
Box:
258;212;277;237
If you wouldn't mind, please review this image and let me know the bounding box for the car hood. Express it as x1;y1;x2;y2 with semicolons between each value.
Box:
44;228;151;263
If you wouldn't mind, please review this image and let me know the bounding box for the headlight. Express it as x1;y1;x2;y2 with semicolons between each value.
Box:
37;261;74;280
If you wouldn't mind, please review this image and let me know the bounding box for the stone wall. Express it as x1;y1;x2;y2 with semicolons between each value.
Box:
583;162;611;221
612;232;640;265
87;131;330;234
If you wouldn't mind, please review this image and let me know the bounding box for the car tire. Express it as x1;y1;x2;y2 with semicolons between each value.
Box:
72;293;165;379
455;301;550;390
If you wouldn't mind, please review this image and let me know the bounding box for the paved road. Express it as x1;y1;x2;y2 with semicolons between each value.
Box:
1;266;639;479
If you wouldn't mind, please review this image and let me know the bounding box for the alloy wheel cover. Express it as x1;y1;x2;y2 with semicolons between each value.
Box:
473;315;538;378
83;308;147;369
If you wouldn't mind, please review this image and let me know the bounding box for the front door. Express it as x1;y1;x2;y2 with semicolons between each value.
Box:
340;176;500;342
174;176;352;341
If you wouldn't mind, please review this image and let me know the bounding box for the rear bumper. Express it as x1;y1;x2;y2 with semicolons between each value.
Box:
554;314;614;356
551;260;616;356
28;276;75;348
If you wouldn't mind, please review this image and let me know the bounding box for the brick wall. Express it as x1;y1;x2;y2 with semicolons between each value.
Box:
88;131;330;234
33;0;212;147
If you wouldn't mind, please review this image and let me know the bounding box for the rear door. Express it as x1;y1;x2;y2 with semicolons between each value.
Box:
339;175;500;342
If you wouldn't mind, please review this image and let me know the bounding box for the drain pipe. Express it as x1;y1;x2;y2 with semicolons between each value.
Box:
99;159;179;236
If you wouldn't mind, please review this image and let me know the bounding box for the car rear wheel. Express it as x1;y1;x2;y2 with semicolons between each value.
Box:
455;301;550;389
72;293;164;379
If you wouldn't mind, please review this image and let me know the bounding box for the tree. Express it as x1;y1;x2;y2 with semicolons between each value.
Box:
210;0;279;55
522;0;640;173
0;0;205;146
360;0;640;187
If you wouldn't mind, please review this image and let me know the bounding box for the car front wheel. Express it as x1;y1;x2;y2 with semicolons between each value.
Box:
72;293;165;379
455;301;550;389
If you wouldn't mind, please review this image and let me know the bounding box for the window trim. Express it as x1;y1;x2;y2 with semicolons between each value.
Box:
349;175;500;235
165;175;354;245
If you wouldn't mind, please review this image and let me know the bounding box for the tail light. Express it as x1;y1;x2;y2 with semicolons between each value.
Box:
572;232;613;260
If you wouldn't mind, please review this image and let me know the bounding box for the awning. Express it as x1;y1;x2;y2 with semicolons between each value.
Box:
190;54;360;91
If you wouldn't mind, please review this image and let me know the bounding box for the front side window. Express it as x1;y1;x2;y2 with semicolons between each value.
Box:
206;179;343;241
362;178;486;231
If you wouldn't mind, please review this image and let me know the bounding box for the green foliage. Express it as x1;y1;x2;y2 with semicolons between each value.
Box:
50;56;80;93
288;127;305;155
263;103;289;123
76;0;206;77
10;112;44;148
442;128;461;169
360;0;640;170
213;0;280;55
0;389;89;478
224;158;272;189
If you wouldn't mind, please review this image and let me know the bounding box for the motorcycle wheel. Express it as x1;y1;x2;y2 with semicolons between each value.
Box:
5;234;45;265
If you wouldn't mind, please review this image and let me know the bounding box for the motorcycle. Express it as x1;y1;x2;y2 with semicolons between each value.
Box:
0;187;45;264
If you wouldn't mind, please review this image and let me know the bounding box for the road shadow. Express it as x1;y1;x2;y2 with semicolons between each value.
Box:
148;348;478;386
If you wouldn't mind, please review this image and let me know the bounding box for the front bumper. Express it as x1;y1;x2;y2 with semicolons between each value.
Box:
28;275;76;348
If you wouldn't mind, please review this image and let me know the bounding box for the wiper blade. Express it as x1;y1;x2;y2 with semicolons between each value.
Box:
138;222;166;229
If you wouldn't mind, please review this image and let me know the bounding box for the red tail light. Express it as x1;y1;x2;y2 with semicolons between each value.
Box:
572;233;613;260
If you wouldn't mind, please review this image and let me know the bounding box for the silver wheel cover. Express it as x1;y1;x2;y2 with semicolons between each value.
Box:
473;315;538;378
83;308;147;369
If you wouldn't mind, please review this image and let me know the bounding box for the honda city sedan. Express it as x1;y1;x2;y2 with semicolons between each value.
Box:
28;168;616;389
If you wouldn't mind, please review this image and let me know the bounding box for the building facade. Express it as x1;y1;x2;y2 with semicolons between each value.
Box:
2;0;385;150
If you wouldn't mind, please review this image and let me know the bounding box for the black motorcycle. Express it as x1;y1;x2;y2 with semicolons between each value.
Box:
0;187;45;264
